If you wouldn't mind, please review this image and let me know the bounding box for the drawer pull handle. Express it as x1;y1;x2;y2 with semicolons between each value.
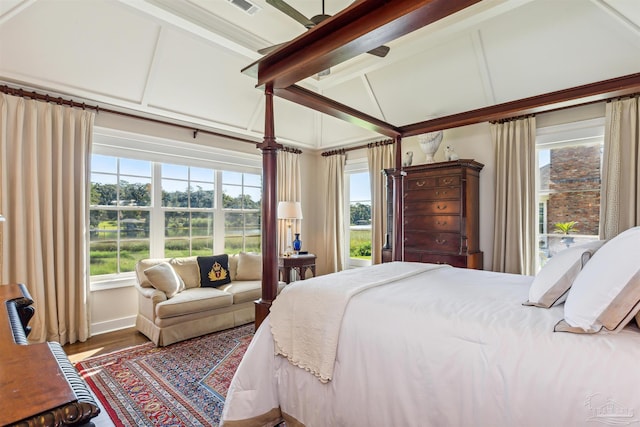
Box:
416;181;425;187
436;220;447;226
435;190;447;196
435;239;447;245
436;204;447;210
442;178;454;185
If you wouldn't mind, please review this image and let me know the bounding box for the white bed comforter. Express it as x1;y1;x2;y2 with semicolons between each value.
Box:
222;262;640;427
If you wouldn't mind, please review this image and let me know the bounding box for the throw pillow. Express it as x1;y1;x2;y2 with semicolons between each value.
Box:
198;254;232;287
235;252;262;281
143;262;184;298
524;240;605;308
555;226;640;334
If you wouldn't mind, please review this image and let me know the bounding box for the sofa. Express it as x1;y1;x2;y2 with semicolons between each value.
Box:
134;252;282;346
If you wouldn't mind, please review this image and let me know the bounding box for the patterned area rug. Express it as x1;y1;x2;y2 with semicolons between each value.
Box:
75;324;253;426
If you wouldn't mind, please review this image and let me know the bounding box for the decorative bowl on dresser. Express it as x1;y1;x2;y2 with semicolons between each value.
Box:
383;159;484;269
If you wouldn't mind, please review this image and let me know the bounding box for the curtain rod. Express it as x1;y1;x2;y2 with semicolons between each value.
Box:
0;84;303;154
321;138;394;157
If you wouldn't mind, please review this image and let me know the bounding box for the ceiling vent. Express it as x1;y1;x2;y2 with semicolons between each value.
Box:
228;0;261;16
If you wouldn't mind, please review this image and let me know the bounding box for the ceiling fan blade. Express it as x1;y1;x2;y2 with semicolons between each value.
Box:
367;45;390;58
266;0;315;29
258;42;287;55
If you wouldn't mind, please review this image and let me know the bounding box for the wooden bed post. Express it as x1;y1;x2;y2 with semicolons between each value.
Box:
392;135;405;261
255;83;282;331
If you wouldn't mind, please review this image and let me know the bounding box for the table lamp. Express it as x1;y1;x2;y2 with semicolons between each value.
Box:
277;201;303;255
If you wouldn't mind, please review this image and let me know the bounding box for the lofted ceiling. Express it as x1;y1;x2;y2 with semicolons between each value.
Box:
1;0;639;151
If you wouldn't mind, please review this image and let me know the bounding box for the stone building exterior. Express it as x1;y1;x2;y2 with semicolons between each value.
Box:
545;144;601;237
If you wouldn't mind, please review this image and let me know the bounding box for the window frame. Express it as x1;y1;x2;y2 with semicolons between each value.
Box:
90;127;262;290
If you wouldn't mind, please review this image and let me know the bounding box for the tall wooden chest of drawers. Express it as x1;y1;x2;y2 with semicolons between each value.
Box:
388;159;484;269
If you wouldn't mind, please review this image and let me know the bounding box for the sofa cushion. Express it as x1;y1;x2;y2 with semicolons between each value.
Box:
197;254;232;287
170;256;200;289
155;287;233;319
235;252;262;281
228;254;238;281
143;262;184;298
218;281;262;305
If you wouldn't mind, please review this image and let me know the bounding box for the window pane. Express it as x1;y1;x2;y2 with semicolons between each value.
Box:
90;174;118;206
223;185;243;209
162;179;189;207
192;212;214;237
192;237;214;256
225;212;243;252
89;210;118;276
166;211;190;238
120;177;151;207
190;167;213;182
119;239;149;273
222;171;242;185
120;158;151;177
244;173;261;187
91;154;116;173
162;163;188;180
190;183;214;208
244;186;262;208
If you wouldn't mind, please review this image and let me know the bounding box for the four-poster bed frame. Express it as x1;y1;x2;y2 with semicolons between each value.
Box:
248;0;640;329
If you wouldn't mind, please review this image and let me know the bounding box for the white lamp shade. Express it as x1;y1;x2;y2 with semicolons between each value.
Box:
277;201;303;220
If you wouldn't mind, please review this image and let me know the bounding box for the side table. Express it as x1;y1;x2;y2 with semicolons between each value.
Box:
278;254;317;284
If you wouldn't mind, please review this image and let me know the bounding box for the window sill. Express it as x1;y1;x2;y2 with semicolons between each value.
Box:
90;274;137;292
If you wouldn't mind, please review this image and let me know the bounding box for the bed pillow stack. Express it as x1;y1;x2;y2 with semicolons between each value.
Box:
553;226;640;334
524;240;605;308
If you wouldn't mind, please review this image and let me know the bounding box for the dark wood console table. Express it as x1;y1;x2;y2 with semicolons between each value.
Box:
278;254;317;284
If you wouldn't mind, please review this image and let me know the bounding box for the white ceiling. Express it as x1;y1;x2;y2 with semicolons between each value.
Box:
1;0;639;150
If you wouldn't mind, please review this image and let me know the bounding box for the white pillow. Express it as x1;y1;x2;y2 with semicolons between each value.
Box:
235;252;262;281
555;226;640;334
144;262;185;298
524;240;605;308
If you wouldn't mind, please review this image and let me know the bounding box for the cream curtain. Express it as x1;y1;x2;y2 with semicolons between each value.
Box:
321;154;346;274
491;116;537;275
277;150;302;255
367;143;395;264
0;93;94;344
600;96;640;239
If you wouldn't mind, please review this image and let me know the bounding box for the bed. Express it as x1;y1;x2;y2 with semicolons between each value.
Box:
221;228;640;427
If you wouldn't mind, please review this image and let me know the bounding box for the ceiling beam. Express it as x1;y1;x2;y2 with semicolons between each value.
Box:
274;85;402;138
401;73;640;136
244;0;482;89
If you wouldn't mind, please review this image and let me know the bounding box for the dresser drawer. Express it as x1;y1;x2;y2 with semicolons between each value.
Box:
405;200;461;215
404;215;460;232
404;231;461;252
405;176;437;191
404;186;461;202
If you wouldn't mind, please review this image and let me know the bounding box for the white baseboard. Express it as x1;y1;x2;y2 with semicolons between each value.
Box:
91;315;136;336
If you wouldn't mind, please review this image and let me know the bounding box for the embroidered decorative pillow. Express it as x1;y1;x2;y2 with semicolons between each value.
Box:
555;226;640;334
197;254;232;287
524;240;605;308
143;262;184;298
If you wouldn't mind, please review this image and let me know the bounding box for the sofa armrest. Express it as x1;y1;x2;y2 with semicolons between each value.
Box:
135;284;167;322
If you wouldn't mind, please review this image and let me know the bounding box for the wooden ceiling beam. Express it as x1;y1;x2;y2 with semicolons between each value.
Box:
401;73;640;137
275;85;401;138
245;0;482;89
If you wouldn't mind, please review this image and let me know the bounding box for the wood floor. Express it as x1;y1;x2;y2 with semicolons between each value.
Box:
63;327;150;364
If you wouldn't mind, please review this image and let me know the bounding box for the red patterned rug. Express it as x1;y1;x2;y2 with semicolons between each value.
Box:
75;324;253;426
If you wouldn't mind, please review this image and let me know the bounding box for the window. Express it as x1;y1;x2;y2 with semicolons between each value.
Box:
90;156;152;276
90;127;262;283
536;118;604;269
345;161;372;268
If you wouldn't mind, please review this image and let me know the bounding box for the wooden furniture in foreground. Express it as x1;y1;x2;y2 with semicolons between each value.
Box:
278;254;317;284
0;284;100;427
384;160;484;269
